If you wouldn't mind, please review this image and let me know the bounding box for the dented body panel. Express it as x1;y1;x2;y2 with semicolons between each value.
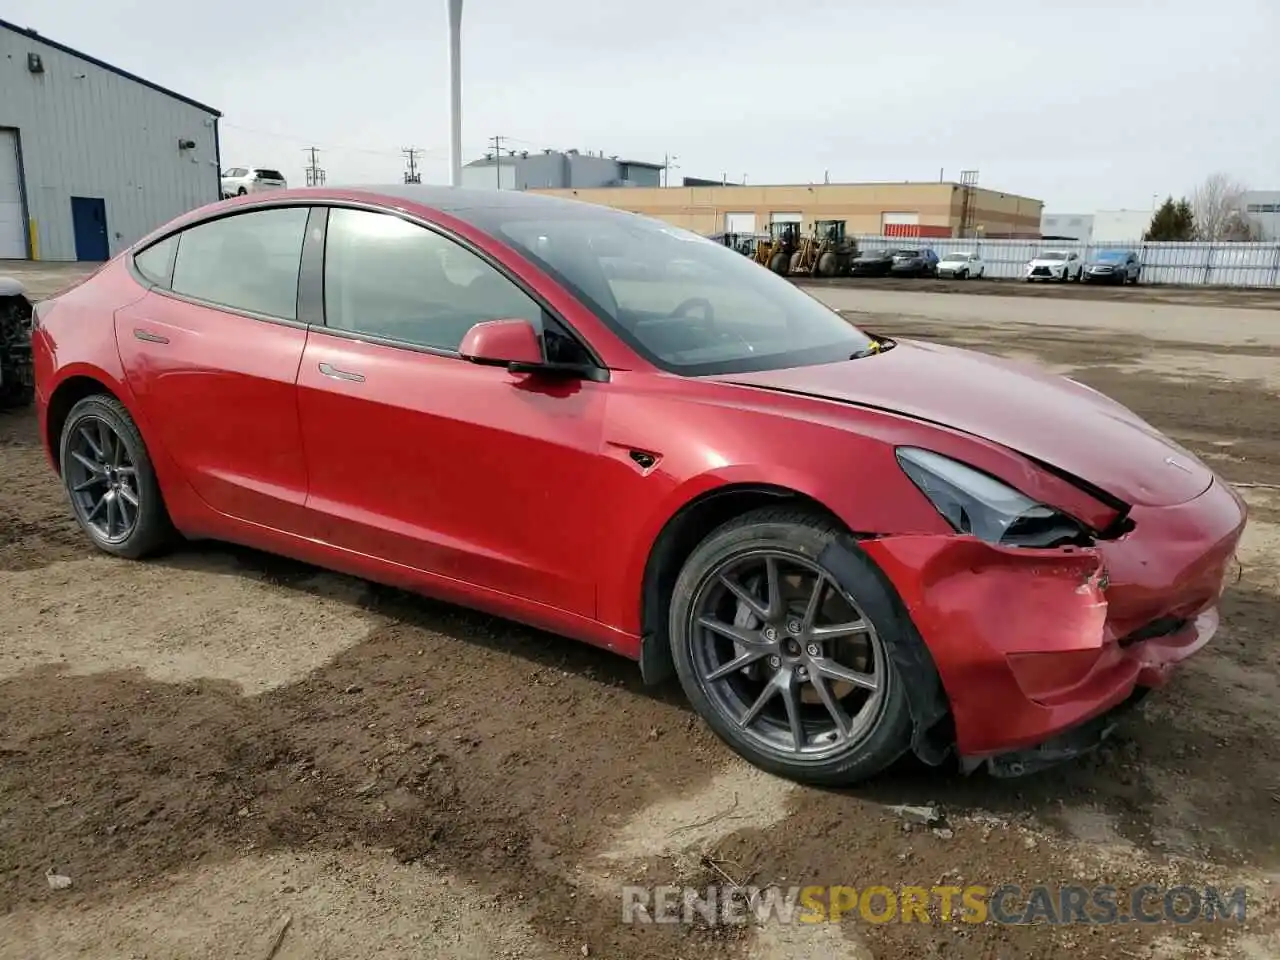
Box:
863;477;1246;758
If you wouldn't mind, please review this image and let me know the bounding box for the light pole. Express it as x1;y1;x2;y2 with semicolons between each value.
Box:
447;0;463;187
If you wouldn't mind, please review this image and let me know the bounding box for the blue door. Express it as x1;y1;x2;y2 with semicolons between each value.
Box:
70;196;109;261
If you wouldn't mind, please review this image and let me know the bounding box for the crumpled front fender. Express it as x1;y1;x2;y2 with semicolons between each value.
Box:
860;535;1112;757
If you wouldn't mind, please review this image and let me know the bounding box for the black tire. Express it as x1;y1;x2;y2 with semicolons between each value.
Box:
816;251;838;278
768;251;791;276
668;507;916;786
957;268;968;280
236;187;247;196
59;394;175;559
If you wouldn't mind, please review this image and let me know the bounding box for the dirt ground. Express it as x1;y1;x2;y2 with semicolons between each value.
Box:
2;262;1280;959
804;275;1280;311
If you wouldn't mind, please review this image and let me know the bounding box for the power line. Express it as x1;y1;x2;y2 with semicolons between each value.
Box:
402;147;422;184
223;121;462;161
303;147;326;187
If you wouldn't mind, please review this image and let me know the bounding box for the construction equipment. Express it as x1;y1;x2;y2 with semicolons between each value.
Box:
0;277;34;409
790;220;859;277
754;221;800;275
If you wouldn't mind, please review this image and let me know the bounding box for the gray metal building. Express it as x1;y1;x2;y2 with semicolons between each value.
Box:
0;19;221;262
460;148;662;191
1039;212;1095;241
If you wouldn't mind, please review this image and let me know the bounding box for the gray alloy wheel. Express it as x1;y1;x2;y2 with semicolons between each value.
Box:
60;395;174;559
669;508;914;785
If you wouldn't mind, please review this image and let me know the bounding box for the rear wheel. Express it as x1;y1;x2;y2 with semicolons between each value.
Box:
768;251;791;276
236;187;247;196
59;395;174;559
669;508;915;786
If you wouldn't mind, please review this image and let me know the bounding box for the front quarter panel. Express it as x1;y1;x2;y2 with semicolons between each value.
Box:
595;374;960;635
593;372;1128;639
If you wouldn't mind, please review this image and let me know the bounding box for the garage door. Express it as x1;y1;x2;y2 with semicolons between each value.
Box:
0;130;26;259
881;211;920;238
724;212;756;234
770;211;802;225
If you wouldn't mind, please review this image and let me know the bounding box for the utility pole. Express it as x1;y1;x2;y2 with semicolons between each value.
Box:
663;153;679;188
402;147;422;184
303;147;326;187
489;134;505;189
958;169;979;239
447;0;464;186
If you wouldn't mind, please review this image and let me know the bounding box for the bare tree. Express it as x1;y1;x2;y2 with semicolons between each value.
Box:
1191;173;1254;241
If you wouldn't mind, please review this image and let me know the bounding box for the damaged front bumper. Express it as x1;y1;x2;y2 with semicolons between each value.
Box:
859;476;1247;776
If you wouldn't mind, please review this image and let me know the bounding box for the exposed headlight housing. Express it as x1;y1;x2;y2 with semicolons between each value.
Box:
896;447;1092;548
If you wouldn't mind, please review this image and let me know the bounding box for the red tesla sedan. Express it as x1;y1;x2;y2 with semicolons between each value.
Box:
32;187;1246;784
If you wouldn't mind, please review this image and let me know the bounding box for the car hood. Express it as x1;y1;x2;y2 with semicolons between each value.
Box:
1028;259;1067;267
716;339;1213;508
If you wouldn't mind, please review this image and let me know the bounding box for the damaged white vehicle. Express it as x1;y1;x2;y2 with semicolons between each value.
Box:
1024;250;1082;282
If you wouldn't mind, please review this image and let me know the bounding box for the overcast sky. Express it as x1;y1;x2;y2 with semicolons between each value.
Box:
9;0;1277;211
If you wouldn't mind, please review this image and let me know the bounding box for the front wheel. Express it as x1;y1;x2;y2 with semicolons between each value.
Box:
59;395;175;559
668;508;915;786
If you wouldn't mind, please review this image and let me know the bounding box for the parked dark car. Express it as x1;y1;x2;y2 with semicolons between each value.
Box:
0;276;35;409
848;249;896;277
889;248;940;278
1082;249;1141;285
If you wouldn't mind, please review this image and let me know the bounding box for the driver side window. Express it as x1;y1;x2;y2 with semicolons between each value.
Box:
323;207;545;352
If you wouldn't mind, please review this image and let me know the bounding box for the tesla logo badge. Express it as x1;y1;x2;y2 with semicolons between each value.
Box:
1165;456;1192;473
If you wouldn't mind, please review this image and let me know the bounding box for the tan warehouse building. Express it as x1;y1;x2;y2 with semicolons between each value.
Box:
532;181;1043;239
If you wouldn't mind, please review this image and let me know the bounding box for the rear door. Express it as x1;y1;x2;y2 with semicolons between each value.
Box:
114;205;319;533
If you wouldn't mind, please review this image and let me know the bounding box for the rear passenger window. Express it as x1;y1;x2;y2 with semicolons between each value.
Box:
323;207;544;351
170;207;308;320
134;235;177;287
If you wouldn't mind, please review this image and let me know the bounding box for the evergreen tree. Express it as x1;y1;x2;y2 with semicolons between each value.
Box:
1144;196;1196;241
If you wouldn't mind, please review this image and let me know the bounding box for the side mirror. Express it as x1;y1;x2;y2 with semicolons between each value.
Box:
460;318;607;382
459;318;543;367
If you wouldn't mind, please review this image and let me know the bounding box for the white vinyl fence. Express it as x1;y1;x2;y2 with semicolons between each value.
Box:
713;233;1280;287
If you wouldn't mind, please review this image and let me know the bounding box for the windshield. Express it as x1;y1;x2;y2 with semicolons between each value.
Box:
1041;250;1069;261
893;249;920;258
942;251;974;261
457;206;876;375
222;167;247;178
1095;250;1128;262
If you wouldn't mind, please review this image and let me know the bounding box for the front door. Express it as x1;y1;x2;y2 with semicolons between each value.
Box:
70;196;109;261
114;205;316;533
295;205;606;617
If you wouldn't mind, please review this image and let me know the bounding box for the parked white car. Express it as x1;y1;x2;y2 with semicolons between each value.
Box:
936;250;985;279
220;167;288;199
1024;250;1082;282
